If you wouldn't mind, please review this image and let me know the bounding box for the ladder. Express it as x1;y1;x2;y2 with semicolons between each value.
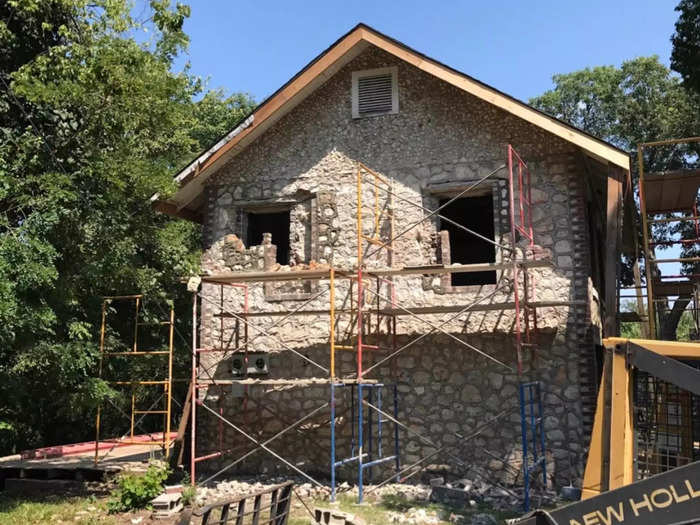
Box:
519;381;547;511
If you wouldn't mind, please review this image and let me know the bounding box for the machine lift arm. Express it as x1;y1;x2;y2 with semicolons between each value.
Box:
581;338;700;500
514;460;700;525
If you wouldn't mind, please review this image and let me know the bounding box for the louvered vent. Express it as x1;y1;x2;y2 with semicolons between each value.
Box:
352;67;398;118
358;74;393;115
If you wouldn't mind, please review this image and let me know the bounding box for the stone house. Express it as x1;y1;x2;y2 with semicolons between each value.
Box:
156;24;631;488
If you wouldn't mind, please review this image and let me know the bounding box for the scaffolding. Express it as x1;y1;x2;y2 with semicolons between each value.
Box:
614;137;700;483
620;137;700;338
189;145;568;504
94;295;175;466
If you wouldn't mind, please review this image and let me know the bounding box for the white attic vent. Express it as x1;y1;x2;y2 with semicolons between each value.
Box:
352;66;398;118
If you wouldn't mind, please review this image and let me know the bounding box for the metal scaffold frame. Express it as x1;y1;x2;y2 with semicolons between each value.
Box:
624;137;700;338
189;145;565;504
608;138;700;493
94;295;175;466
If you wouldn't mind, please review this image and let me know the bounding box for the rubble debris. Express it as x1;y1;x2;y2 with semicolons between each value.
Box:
150;492;183;519
313;507;365;525
431;484;473;506
559;484;581;501
194;475;557;519
429;476;557;511
471;513;499;525
429;477;445;487
388;508;440;524
165;483;183;494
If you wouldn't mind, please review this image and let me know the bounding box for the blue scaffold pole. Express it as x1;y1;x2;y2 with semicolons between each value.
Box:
377;386;383;460
330;382;336;502
519;381;547;512
537;383;547;488
519;381;531;512
394;383;400;481
358;383;364;503
368;387;373;482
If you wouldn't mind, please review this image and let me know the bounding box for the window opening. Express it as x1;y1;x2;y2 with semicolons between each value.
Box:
440;194;496;286
247;210;291;265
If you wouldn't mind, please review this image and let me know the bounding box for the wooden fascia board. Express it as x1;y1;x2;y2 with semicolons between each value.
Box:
171;24;630;211
152;200;203;223
196;30;365;177
359;29;629;170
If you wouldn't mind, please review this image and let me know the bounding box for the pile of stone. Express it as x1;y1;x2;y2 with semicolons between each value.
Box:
194;476;332;507
197;476;433;507
388;507;441;524
193;474;556;523
429;476;557;511
335;481;432;502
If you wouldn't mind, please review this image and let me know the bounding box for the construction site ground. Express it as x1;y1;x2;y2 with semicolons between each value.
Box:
0;481;523;525
0;441;535;524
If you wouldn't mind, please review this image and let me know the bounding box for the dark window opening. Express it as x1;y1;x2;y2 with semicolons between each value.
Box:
246;210;290;265
440;195;496;286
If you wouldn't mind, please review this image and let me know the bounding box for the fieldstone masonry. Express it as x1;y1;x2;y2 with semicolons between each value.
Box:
195;45;607;489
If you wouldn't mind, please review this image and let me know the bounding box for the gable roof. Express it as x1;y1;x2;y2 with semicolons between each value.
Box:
155;23;630;222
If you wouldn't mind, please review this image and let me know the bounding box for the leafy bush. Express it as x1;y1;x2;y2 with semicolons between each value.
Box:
107;463;170;513
180;473;197;506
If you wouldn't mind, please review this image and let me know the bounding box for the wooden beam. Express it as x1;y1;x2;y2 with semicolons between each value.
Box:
604;167;623;336
152;200;203;223
170;383;191;470
201;260;552;284
632;260;649;338
608;348;634;489
581;353;611;499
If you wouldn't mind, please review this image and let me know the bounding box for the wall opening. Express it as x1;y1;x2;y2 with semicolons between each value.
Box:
247;210;290;265
440;195;496;286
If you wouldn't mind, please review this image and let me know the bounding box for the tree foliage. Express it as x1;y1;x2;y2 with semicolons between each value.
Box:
0;0;254;454
530;57;700;340
530;56;700;156
671;0;700;95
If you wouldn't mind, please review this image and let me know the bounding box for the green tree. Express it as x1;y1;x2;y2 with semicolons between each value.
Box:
671;0;700;95
0;0;254;454
530;57;700;340
619;300;642;339
675;310;698;341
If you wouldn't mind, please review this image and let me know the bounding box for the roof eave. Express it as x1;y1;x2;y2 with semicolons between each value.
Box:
160;23;630;220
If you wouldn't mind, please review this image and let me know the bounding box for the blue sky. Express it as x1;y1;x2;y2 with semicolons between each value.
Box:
175;0;680;104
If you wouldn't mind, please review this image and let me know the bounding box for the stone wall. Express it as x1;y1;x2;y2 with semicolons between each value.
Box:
195;45;598;488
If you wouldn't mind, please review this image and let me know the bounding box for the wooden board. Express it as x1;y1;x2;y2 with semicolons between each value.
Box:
643;169;700;213
200;259;552;284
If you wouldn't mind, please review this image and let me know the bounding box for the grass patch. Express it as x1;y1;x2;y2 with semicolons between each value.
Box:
0;492;117;525
288;492;490;525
